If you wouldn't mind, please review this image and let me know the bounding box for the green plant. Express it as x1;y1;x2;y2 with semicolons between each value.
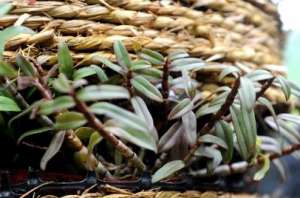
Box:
1;36;300;183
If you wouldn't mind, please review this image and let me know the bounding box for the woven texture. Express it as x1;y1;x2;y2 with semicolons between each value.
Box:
1;0;284;102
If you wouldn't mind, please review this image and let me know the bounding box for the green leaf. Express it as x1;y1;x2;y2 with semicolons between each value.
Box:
58;42;74;79
90;65;108;82
40;130;66;170
39;96;75;115
105;124;157;152
0;96;20;112
278;114;300;125
198;134;228;149
239;77;256;111
87;132;102;153
113;40;131;69
135;67;162;80
258;97;279;132
196;103;221;118
131;75;163;102
18;127;53;144
158;122;182;152
54;112;87;130
168;50;189;62
9;104;36;128
16;54;36;76
182;111;197;145
254;154;270;181
131;96;158;141
0;60;17;78
75;127;95;142
73;67;97;80
52;74;71;93
195;146;222;171
170;57;204;71
92;55;124;75
0;3;13;17
90;102;148;133
215;121;233;163
77;85;129;102
218;66;240;81
276;76;291;101
138;48;164;65
131;60;151;71
245;70;273;82
168;98;193;120
0;26;35;58
151;160;185;183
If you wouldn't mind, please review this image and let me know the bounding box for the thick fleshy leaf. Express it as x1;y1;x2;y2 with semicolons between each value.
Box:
239;77;256;111
131;60;151;71
90;102;148;133
114;40;131;69
93;55;124;74
218;66;240;81
87;132;103;153
198;134;228;149
168;50;189;62
276;76;291;101
182;111;197;145
73;67;97;80
158;122;182;152
131;75;163;102
139;48;164;65
168;98;193;120
39;96;75;115
135;67;162;80
90;65;108;82
245;70;273;81
75;127;96;142
58;42;74;79
16;54;37;76
254;154;270;181
52;74;71;93
0;60;17;78
214;121;233;163
18;127;53;144
40;130;66;170
0;96;20;112
151;160;185;183
170;57;204;71
54;112;87;130
131;96;158;141
278;114;300;125
0;26;35;57
105;124;157;152
0;3;13;17
195;146;222;171
77;85;130;102
196;103;221;118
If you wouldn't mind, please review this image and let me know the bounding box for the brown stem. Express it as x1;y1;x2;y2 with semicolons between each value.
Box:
71;91;146;172
256;77;276;100
126;70;133;97
184;77;241;163
33;79;52;100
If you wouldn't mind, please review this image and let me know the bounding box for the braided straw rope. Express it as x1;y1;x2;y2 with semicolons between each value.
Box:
2;0;284;101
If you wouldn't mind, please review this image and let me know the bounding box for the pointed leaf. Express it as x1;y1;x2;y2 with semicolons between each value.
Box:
182;111;197;145
168;98;193;120
151;160;185;183
18;127;52;144
131;75;163;102
54;112;87;130
58;42;74;79
239;77;256;111
245;70;273;81
218;66;240;81
215;121;233;163
138;48;164;65
77;85;130;102
39;96;75;115
52;74;71;93
0;96;20;112
170;58;204;71
198;134;228;149
114;40;131;69
90;65;108;82
276;76;291;101
131;60;151;71
16;54;37;76
90;102;148;133
195;146;222;171
158;122;182;152
87;132;103;153
40;130;66;170
0;60;17;78
131;96;158;141
168;50;189;62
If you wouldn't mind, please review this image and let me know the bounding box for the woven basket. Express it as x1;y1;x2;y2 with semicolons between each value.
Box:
1;0;286;103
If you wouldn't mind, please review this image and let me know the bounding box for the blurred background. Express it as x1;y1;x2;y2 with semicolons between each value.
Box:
258;1;300;197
